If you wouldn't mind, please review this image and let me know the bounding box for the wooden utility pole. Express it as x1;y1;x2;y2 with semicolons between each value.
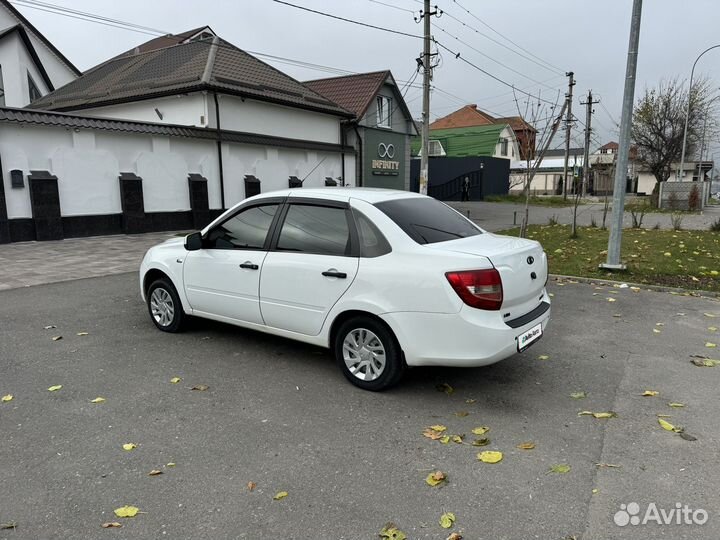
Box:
562;71;575;199
418;0;439;195
580;89;600;196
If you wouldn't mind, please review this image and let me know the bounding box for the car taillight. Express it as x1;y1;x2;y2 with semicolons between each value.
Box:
445;268;503;310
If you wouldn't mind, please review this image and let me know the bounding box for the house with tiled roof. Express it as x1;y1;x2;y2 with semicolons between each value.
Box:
305;70;417;190
0;0;79;107
430;104;535;160
0;25;358;243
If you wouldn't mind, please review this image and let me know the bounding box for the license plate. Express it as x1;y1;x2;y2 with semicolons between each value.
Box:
517;323;543;352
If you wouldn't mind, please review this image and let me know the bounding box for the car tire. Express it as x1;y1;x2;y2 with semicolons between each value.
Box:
334;316;405;391
147;278;186;333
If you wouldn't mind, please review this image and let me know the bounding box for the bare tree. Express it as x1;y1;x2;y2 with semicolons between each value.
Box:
632;77;716;204
513;89;565;237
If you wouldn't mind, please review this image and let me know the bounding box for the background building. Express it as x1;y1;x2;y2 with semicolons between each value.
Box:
305;70;417;191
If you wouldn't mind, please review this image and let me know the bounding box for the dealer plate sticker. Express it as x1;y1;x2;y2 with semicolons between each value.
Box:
517;323;543;352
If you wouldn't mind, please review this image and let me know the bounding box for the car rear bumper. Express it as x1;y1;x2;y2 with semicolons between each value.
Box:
381;291;551;368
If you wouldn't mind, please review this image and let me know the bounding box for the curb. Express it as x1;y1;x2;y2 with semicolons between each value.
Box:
549;273;720;300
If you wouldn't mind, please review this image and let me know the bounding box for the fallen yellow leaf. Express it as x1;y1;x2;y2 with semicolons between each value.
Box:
652;329;661;334
436;383;454;395
76;332;89;336
455;411;469;417
52;336;62;341
148;470;162;476
465;398;476;404
668;402;685;408
471;438;490;446
538;354;550;360
548;464;571;474
439;435;451;444
47;385;62;392
471;426;489;435
641;390;659;396
122;443;137;451
706;342;717;348
166;462;176;467
704;313;717;318
379;524;407;540
113;506;140;518
477;450;503;463
517;442;535;450
708;327;718;332
191;384;209;391
578;411;617;419
607;298;616;302
439;512;456;529
426;470;447;486
90;397;106;403
1;394;12;402
101;522;122;528
273;491;288;500
170;377;182;384
247;481;256;491
451;435;463;444
446;533;463;540
429;425;447;433
658;418;682;433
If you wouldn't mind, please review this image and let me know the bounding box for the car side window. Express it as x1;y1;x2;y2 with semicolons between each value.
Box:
352;209;391;258
276;204;351;256
204;204;279;249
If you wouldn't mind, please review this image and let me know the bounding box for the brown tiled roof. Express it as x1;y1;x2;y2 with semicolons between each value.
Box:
430;104;496;129
600;141;619;150
114;27;210;58
304;70;389;118
28;35;352;117
494;116;537;132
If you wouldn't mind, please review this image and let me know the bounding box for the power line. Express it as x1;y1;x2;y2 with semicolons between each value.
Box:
367;0;416;14
434;24;562;91
433;39;560;106
439;5;565;76
450;0;565;74
272;0;422;39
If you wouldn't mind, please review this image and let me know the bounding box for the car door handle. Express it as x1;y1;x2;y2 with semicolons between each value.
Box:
322;270;347;279
239;262;259;270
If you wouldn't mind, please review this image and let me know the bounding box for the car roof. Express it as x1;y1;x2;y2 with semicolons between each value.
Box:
251;187;424;204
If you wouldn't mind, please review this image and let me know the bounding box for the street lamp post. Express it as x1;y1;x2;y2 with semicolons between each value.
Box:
678;44;720;182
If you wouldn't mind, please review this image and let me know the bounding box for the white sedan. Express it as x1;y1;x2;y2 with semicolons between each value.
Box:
139;188;550;390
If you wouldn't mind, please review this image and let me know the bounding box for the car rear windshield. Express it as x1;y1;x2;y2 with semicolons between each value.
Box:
375;197;482;245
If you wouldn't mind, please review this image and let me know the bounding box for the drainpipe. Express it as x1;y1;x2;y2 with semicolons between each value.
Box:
340;122;346;186
213;92;226;209
353;123;363;187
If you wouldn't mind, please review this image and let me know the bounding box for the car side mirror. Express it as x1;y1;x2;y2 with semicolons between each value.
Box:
185;231;203;251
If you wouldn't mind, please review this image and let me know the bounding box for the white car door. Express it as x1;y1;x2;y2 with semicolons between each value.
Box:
183;202;281;324
259;201;359;335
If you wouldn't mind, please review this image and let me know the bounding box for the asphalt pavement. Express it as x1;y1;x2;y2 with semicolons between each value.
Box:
1;274;719;539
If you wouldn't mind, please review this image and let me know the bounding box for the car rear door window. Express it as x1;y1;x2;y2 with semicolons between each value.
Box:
205;204;279;249
276;205;351;256
375;197;481;245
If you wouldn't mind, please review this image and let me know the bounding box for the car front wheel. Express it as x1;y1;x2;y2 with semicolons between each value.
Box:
147;278;186;333
334;316;404;391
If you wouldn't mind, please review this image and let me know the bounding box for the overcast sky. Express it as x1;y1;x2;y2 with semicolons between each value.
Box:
13;0;720;156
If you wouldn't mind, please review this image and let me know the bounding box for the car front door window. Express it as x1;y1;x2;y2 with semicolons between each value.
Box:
205;204;279;249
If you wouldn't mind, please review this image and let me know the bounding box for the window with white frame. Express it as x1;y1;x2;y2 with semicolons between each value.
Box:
428;140;446;156
376;95;392;128
500;138;508;156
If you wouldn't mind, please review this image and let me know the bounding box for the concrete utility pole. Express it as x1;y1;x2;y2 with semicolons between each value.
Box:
602;0;643;270
580;90;600;196
562;72;576;200
418;0;439;195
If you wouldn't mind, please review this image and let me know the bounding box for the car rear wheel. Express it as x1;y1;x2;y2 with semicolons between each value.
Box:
334;316;404;391
147;278;186;333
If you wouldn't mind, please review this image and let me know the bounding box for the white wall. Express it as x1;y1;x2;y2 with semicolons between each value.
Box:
494;126;520;160
0;4;77;89
0;123;355;219
0;31;50;107
81;94;210;127
216;94;341;144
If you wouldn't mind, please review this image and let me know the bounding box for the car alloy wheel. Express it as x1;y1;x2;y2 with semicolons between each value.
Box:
342;328;387;381
150;287;175;328
146;278;186;333
334;316;404;391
